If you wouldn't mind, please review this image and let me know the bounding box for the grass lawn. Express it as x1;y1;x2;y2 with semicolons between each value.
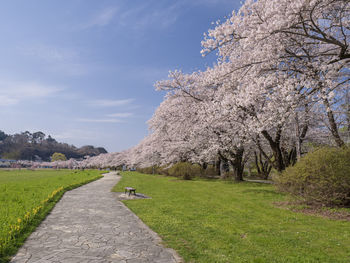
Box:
113;172;350;263
0;169;103;262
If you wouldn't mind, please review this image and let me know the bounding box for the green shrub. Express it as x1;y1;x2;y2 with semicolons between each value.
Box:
137;166;167;175
201;164;218;177
276;147;350;207
137;163;218;179
137;166;154;174
158;165;169;176
167;162;203;180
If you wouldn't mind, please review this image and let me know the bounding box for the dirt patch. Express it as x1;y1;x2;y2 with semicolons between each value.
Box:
274;201;350;221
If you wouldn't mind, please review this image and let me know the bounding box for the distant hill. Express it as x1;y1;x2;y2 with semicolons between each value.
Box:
0;130;107;161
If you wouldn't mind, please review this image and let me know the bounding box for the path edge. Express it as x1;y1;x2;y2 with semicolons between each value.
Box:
112;173;184;263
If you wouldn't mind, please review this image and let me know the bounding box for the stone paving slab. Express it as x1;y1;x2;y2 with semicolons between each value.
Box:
11;172;182;263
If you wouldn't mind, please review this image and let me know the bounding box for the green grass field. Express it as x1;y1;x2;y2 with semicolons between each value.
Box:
0;169;103;262
113;172;350;263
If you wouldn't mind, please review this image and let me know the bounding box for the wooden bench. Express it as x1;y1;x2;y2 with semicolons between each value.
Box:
124;187;136;196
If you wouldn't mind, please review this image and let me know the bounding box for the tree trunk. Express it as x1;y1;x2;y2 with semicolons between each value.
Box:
295;112;302;160
219;158;229;179
324;98;345;147
254;151;261;175
229;147;244;181
272;143;285;172
254;151;272;179
346;90;350;137
261;129;286;172
347;101;350;134
215;158;221;175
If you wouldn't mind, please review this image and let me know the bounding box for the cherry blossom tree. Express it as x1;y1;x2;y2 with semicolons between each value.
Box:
78;0;349;179
202;0;350;148
195;0;350;172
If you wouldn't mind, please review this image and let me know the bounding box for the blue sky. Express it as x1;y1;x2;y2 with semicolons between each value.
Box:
0;0;241;152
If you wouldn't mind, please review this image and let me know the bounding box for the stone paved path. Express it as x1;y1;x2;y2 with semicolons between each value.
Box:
11;172;182;263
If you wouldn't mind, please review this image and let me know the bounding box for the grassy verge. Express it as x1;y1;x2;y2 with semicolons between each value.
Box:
0;169;104;262
113;172;350;263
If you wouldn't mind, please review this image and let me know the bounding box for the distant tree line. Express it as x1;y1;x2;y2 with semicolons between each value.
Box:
0;130;107;161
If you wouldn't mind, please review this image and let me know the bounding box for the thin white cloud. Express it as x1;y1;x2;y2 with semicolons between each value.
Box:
0;95;18;106
119;3;181;30
19;44;78;63
53;129;99;141
77;118;123;123
106;112;133;118
49;63;88;76
89;99;134;107
0;80;62;106
80;7;118;29
76;2;182;33
19;44;88;76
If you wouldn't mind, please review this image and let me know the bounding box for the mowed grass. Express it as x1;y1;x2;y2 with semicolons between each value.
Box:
113;172;350;263
0;169;103;262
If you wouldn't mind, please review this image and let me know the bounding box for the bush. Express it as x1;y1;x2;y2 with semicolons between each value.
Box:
276;147;350;207
137;163;218;180
201;164;218;177
137;166;167;175
167;162;203;180
137;166;154;175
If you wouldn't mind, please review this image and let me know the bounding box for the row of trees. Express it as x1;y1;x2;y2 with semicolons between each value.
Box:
81;0;350;179
0;130;107;161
